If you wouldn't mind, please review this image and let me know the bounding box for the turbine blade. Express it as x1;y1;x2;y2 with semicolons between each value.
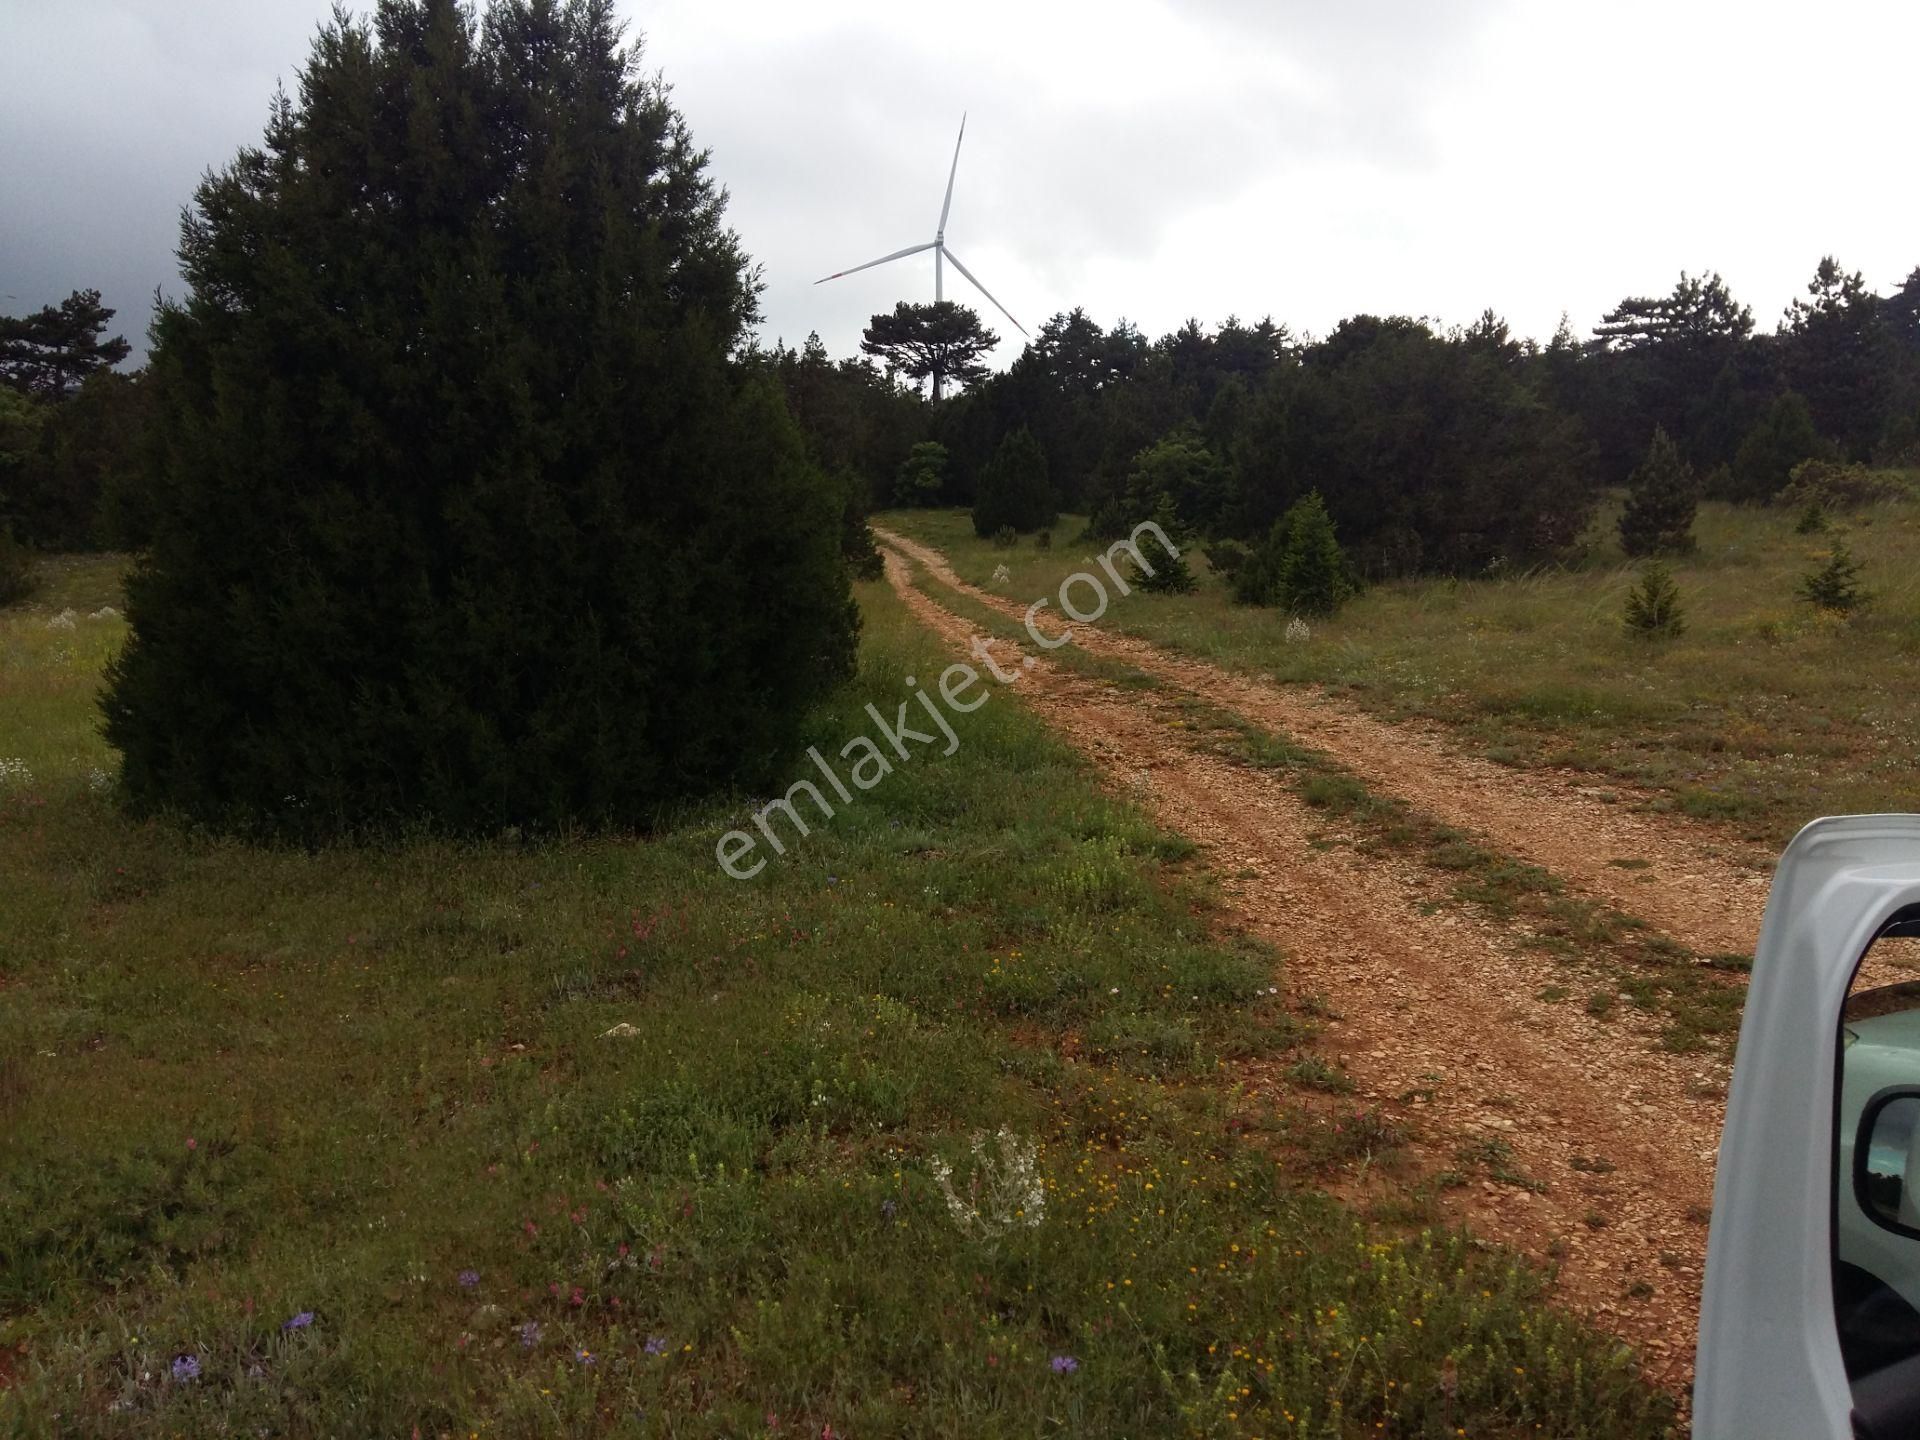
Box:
939;245;1027;337
815;240;937;285
937;113;967;235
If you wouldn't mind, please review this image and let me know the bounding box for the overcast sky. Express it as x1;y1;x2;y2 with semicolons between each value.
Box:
4;0;1916;373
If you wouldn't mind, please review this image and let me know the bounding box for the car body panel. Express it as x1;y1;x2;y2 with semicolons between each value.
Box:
1695;815;1920;1439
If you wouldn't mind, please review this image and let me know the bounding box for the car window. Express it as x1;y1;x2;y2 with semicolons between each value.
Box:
1836;920;1920;1396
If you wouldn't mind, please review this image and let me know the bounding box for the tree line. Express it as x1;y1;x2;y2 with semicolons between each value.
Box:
756;263;1919;584
8;248;1914;585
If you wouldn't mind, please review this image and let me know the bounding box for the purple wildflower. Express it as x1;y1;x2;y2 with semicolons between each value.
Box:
457;1269;480;1289
282;1311;314;1331
575;1347;596;1366
880;1198;897;1220
644;1335;669;1356
517;1320;542;1349
171;1354;201;1383
1050;1354;1079;1374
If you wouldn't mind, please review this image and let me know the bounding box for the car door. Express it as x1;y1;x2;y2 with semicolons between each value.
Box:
1695;815;1920;1439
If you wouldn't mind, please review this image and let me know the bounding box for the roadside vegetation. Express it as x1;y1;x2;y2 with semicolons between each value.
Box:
898;562;1748;1058
880;485;1920;845
0;564;1673;1436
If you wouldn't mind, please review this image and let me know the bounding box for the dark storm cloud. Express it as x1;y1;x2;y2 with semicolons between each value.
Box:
2;0;1912;372
0;0;1500;361
1;1;323;348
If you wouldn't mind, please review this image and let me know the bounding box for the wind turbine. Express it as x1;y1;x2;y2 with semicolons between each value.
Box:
815;113;1027;400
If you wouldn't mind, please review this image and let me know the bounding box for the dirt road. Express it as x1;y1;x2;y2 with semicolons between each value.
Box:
879;538;1734;1393
875;526;1773;959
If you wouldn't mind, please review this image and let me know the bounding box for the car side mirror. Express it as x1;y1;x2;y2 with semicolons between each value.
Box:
1858;1090;1920;1239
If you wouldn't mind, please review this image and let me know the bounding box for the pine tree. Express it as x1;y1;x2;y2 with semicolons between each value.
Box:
1130;495;1197;594
971;427;1055;537
102;0;856;838
1783;257;1898;459
1231;514;1289;607
1799;542;1866;614
0;289;131;401
1228;491;1357;614
1622;561;1685;638
861;301;999;400
1618;426;1698;557
1275;490;1358;616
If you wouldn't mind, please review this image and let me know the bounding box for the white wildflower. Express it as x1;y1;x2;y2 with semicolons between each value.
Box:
930;1126;1046;1245
46;609;78;632
89;606;121;621
990;564;1011;586
1284;616;1310;644
88;767;113;794
0;758;33;787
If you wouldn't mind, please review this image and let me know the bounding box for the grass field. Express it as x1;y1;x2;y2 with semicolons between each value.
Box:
881;487;1920;845
0;559;1672;1436
874;571;1747;1059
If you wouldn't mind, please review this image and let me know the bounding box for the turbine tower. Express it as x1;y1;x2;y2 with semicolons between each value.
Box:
815;114;1028;400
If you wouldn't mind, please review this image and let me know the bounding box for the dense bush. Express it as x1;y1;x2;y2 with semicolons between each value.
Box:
1123;424;1231;535
0;310;148;551
1227;317;1595;576
1203;538;1251;581
835;466;884;581
1778;458;1909;511
1618;427;1698;557
0;526;35;607
971;426;1055;536
1232;491;1356;615
892;440;948;508
0;387;45;541
1080;495;1131;542
103;0;857;838
1726;391;1822;503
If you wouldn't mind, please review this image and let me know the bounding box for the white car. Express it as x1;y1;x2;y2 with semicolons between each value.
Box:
1697;815;1920;1438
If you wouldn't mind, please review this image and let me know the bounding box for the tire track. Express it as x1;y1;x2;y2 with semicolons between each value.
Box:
879;546;1719;1392
874;525;1771;960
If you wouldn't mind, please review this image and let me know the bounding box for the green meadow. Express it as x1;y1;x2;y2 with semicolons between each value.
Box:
0;559;1670;1436
881;486;1920;844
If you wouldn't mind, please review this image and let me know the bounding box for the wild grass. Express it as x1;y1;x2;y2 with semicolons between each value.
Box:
911;572;1743;1058
882;482;1920;844
0;560;1672;1436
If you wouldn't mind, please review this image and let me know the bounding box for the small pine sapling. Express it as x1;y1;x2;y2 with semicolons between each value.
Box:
1622;560;1686;639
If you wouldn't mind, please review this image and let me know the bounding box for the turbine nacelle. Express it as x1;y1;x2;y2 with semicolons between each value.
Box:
814;112;1029;401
